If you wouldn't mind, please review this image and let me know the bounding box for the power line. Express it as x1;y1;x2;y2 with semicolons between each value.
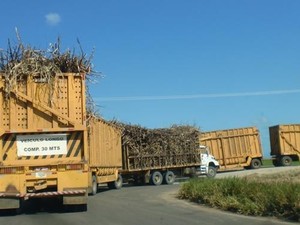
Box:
94;89;300;102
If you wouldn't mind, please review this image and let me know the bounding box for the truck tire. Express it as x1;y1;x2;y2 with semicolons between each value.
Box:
250;158;262;169
91;175;98;196
206;166;217;178
272;159;280;167
108;174;123;189
163;171;175;185
133;175;146;186
150;171;163;185
280;156;292;166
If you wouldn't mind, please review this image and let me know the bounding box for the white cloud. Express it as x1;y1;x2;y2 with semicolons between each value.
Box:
45;13;61;26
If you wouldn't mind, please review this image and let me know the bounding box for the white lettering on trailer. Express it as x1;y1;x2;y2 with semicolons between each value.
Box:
17;134;67;157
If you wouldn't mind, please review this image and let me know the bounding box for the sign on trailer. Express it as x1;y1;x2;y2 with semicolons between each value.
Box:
17;133;67;157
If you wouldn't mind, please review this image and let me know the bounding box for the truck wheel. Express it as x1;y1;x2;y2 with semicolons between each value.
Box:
114;174;123;189
272;159;279;167
108;174;123;189
91;175;98;195
163;171;175;185
206;166;217;178
150;171;163;185
250;159;262;169
133;175;145;186
280;156;292;166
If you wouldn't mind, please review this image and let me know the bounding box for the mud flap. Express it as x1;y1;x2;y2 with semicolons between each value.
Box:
0;198;20;209
63;194;87;205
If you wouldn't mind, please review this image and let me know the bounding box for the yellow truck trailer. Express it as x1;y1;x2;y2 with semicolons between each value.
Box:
87;117;122;195
0;73;89;210
269;124;300;166
200;127;263;171
0;73;122;211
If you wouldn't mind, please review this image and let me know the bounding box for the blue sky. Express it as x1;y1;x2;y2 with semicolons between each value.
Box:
1;1;300;156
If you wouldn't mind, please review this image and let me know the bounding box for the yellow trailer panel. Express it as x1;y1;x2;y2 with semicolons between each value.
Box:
200;127;263;170
87;117;123;194
269;124;300;166
88;117;122;168
0;73;86;132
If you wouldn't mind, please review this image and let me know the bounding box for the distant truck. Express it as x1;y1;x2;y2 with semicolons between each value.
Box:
120;145;219;185
0;73;122;211
119;124;220;185
269;124;300;166
200;127;263;171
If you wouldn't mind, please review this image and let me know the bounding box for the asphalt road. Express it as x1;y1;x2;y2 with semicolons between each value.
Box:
0;167;298;225
217;165;300;178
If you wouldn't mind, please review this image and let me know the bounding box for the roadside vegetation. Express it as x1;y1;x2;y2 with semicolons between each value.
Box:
178;169;300;222
262;159;300;167
261;159;274;167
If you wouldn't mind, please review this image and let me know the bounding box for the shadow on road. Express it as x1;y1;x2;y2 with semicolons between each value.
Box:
0;198;87;216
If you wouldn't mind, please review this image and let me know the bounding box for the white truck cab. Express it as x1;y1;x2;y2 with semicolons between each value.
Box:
198;145;220;177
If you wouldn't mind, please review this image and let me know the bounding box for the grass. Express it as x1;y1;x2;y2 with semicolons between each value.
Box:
178;169;300;222
261;159;273;167
262;158;300;167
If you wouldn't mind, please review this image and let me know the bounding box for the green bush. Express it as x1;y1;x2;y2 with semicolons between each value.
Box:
178;177;300;221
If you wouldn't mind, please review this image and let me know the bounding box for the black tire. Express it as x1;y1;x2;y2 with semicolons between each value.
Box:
280;156;292;166
272;159;280;167
163;171;175;185
250;158;262;169
150;171;163;185
91;175;97;196
133;175;146;186
206;166;217;178
108;174;123;189
189;167;197;178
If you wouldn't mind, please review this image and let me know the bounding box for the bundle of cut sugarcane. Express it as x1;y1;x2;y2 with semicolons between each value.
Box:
0;33;100;115
114;122;201;159
0;36;97;75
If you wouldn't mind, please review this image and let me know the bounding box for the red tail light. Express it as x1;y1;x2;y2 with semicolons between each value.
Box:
0;167;23;174
66;164;83;170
